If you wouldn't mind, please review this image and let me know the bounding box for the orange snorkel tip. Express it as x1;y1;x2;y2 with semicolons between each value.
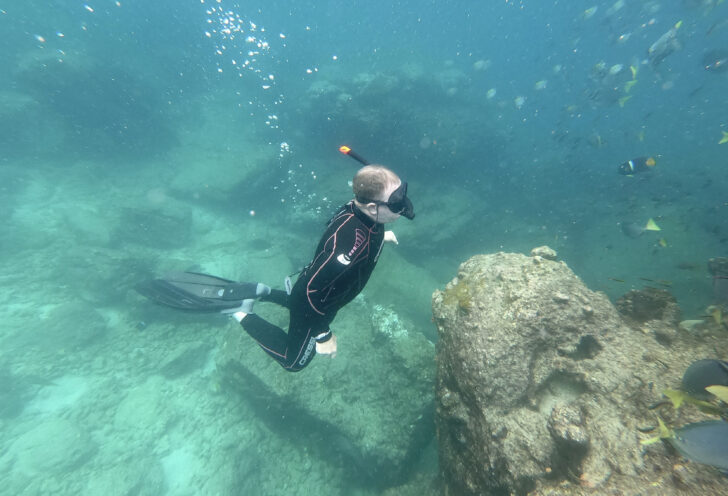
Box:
338;145;370;166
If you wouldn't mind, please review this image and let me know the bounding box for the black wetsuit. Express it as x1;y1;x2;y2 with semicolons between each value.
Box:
239;201;385;372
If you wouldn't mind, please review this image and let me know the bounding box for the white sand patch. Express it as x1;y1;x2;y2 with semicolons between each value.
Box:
5;418;94;476
161;447;202;495
25;374;88;414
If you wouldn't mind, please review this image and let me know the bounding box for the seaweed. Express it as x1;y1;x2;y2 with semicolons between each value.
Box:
443;279;473;313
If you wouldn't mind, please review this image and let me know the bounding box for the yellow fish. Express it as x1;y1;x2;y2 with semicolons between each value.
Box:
719;130;728;144
630;65;638;79
658;238;667;247
624;80;638;93
618;95;632;107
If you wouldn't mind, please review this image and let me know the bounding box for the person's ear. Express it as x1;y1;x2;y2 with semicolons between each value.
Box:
365;202;378;216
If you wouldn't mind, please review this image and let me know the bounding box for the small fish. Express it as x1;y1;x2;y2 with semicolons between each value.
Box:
588;133;605;148
617;32;631;43
609;64;624;75
618;156;656;175
534;80;548;90
647;21;682;67
620;222;645;239
618;95;631;107
514;96;526;109
702;49;728;73
657;238;668;248
620;218;661;238
608;277;625;283
592;60;607;75
473;59;491;71
606;0;625;17
582;6;598;19
486;88;497;99
719;131;728;145
707;18;728;36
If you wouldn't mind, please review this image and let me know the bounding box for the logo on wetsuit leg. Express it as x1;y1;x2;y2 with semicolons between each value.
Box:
298;337;316;366
336;253;351;265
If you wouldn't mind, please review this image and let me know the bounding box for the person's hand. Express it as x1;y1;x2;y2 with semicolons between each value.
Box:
384;230;398;245
315;333;337;358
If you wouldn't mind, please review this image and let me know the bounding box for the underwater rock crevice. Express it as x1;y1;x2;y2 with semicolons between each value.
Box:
557;334;603;360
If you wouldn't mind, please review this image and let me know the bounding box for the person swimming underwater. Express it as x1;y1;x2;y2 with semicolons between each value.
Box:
136;147;415;372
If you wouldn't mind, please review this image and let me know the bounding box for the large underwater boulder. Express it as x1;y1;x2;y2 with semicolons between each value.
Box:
432;247;728;496
216;296;435;488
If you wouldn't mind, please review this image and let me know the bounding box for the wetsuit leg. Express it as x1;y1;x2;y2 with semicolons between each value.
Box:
239;313;322;372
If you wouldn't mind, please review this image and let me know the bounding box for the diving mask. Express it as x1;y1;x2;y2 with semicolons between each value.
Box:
362;181;415;220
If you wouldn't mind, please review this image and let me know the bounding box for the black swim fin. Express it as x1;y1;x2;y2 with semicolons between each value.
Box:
135;271;259;312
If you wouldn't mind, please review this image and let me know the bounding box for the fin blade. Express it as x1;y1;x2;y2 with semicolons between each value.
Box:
136;272;247;312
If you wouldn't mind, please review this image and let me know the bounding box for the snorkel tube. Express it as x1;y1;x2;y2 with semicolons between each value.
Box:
339;145;370;166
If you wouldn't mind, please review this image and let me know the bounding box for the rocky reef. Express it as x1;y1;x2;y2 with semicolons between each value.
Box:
432;247;728;495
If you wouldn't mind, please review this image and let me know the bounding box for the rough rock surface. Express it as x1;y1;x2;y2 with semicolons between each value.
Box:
615;288;680;326
217;296;435;487
432;249;728;496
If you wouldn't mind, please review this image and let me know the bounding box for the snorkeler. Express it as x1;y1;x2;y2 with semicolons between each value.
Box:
137;148;414;372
